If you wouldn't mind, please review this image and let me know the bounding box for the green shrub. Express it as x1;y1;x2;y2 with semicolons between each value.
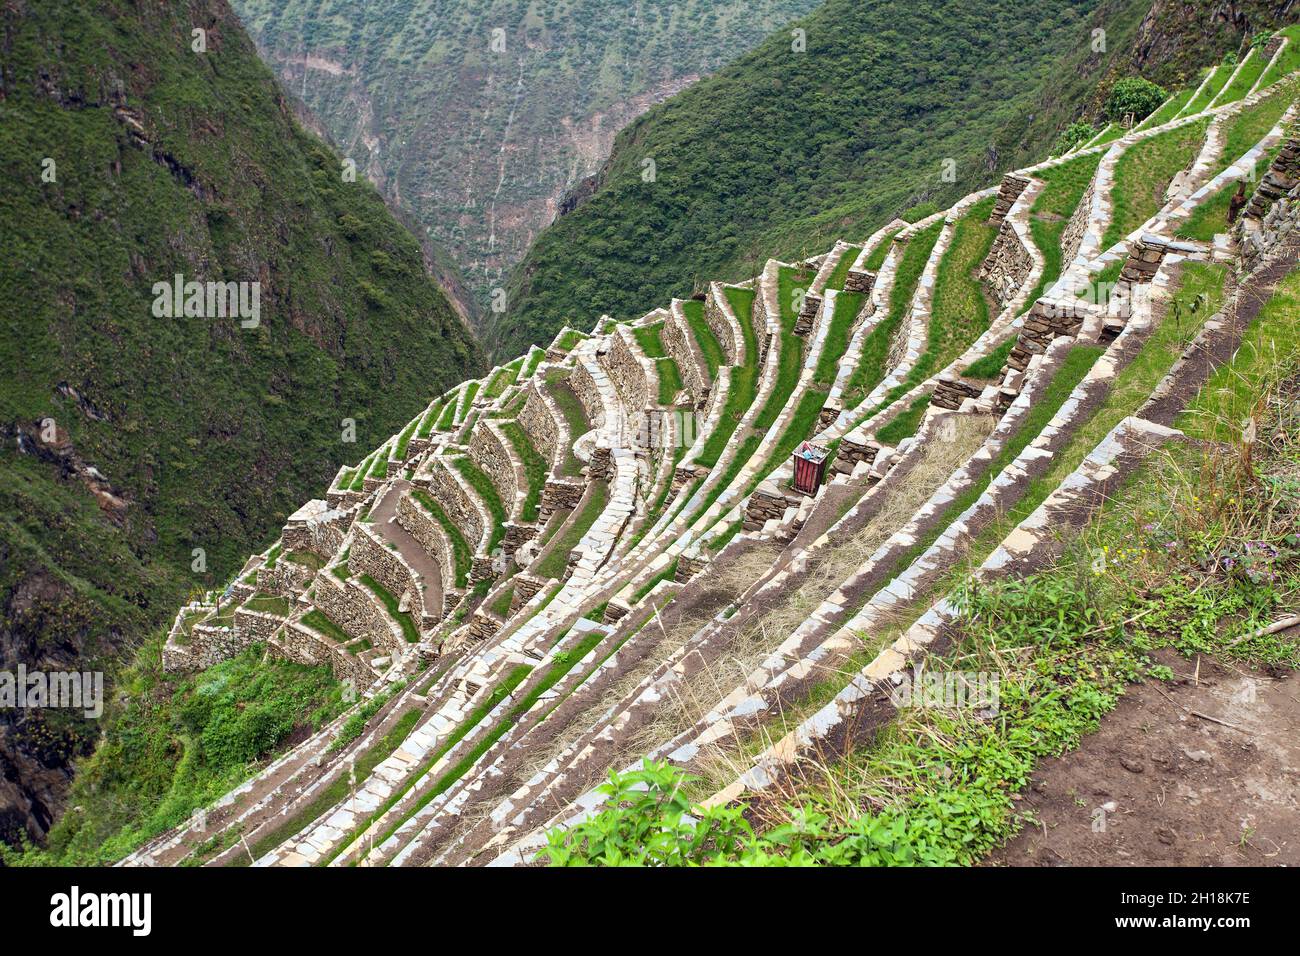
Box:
1055;120;1097;154
1105;77;1166;122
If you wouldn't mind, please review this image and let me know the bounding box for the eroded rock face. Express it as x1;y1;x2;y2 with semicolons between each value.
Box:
0;570;104;848
232;0;821;322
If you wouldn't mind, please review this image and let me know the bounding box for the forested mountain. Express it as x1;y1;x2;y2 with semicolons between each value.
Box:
0;0;481;847
230;0;824;325
490;0;1294;358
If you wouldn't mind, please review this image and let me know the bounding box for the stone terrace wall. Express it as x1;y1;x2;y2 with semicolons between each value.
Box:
276;621;374;689
397;491;458;596
468;421;519;519
517;382;559;468
1061;176;1094;265
312;572;402;656
1239;137;1300;272
980;217;1035;309
425;459;485;555
704;285;741;364
169;618;253;673
540;477;586;523
1009;296;1088;371
1240;178;1300;273
603;328;651;414
352;523;427;626
568;363;605;431
257;559;314;600
283;500;353;558
663;305;707;403
234;607;283;644
989;172;1031;225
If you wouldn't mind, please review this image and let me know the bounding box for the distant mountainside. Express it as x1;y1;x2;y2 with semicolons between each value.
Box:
0;0;481;847
230;0;824;326
488;0;1295;359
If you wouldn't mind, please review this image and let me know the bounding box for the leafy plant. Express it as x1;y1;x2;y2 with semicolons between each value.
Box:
1105;76;1167;122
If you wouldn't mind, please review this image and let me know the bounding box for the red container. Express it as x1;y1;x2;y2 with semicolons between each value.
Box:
791;441;829;496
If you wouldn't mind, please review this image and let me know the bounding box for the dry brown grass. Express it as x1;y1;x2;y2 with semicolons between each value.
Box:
625;413;995;756
514;543;779;782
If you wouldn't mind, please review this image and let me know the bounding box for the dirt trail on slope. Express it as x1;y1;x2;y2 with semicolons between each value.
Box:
986;645;1300;866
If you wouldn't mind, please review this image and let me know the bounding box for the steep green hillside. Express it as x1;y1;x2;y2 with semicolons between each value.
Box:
0;0;481;847
491;0;1299;358
489;0;1151;357
232;0;824;323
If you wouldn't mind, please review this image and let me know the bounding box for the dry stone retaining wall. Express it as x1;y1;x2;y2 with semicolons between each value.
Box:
352;523;427;627
424;459;485;556
603;327;652;415
469;421;520;519
517;382;560;467
980;216;1035;309
396;491;458;598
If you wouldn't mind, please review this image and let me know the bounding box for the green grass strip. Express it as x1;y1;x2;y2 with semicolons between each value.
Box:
632;322;669;358
243;593;291;616
369;630;606;861
321;664;533;866
359;574;420;643
1102;118;1209;250
1184;61;1235;114
963;337;1017;379
971;262;1229;556
814;290;865;386
394;416;419;461
498;420;546;524
1136;86;1195;131
875;394;931;445
841;220;944;411
534;480;610;579
694;288;759;469
681;300;724;380
1214;50;1267;107
452;457;507;553
543;370;590;477
1177;262;1300;442
410;489;471;588
656;358;684;404
824;245;860;290
863;228;902;271
239;706;422;865
1016;151;1103;317
301;608;354;644
1257;26;1300;90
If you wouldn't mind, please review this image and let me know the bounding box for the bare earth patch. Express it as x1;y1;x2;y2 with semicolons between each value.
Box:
986;644;1300;866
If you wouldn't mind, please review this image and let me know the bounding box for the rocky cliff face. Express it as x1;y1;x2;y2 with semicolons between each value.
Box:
230;0;823;328
1127;0;1296;81
0;0;482;848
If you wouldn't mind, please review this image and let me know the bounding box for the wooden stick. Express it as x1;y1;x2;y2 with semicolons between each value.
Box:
1228;614;1300;647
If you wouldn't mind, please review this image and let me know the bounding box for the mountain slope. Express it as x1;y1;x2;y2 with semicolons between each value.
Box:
0;0;481;847
489;0;1294;359
230;0;824;325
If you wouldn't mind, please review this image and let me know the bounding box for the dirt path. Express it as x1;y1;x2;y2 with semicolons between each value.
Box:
371;479;444;618
986;646;1300;866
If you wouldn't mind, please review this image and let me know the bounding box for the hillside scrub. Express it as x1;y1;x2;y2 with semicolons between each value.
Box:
4;637;345;866
0;0;481;848
1105;77;1167;122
